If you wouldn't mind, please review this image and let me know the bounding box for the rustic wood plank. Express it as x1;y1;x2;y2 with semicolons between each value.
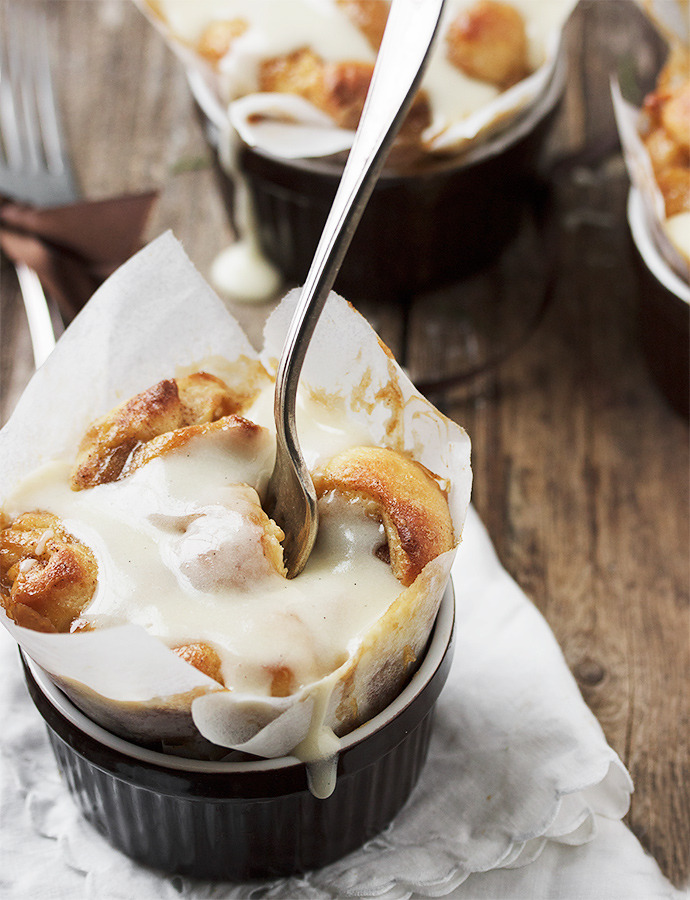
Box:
438;4;690;885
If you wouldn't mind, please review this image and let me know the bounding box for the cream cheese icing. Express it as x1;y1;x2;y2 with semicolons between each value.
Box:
3;385;404;707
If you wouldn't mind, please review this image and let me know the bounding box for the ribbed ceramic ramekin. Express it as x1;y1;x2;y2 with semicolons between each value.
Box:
193;46;568;303
22;584;455;880
628;188;689;419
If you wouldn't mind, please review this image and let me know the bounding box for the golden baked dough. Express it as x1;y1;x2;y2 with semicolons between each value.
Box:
197;18;248;64
660;81;690;153
337;0;390;50
173;642;225;685
264;663;296;698
0;374;289;636
316;446;454;587
0;511;97;633
654;166;690;218
446;0;528;88
643;126;687;173
642;49;690;218
259;47;430;140
72;372;242;490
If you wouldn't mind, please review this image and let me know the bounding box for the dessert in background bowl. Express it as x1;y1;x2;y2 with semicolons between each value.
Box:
0;234;471;876
628;187;689;418
637;44;690;273
613;36;689;417
138;0;577;302
635;46;689;417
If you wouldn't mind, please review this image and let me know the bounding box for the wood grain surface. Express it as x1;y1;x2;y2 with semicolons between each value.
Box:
0;0;688;888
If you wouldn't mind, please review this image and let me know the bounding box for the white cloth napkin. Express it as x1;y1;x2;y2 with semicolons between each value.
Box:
0;507;682;899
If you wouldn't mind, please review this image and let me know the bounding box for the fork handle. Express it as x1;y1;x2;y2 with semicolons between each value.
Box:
274;0;446;465
15;262;57;368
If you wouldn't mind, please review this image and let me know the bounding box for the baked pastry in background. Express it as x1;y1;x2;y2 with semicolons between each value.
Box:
188;0;530;144
141;0;574;158
640;46;690;265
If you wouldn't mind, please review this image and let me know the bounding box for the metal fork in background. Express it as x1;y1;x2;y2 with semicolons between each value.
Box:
0;0;79;366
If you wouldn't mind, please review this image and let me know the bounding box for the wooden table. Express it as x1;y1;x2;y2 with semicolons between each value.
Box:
1;0;688;888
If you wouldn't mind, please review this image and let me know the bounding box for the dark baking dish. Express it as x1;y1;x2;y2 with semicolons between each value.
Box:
192;45;568;303
22;583;455;881
628;189;689;419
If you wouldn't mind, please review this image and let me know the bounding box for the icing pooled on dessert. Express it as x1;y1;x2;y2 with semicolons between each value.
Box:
3;384;403;698
1;367;460;798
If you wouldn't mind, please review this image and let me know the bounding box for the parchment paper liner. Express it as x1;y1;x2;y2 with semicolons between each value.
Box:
0;232;471;761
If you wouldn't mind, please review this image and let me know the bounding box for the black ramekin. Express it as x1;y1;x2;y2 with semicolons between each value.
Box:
192;46;568;303
21;584;455;881
628;189;689;419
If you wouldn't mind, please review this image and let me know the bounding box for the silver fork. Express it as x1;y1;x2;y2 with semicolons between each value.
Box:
265;0;446;577
0;0;78;366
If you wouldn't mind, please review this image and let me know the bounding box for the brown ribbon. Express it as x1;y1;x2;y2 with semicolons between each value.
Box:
0;192;158;322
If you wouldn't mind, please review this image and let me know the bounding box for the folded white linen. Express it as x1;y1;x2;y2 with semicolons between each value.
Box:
0;505;682;898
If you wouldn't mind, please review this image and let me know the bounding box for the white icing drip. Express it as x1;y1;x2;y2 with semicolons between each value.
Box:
209;102;283;305
295;674;342;799
306;750;340;799
210;240;282;304
34;528;54;555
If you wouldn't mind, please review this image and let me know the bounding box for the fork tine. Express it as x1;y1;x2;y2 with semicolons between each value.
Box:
0;0;23;169
0;0;78;206
11;1;44;174
26;2;70;176
10;1;62;175
0;0;71;365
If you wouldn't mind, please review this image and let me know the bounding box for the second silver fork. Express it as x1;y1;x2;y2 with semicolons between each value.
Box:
0;0;79;366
